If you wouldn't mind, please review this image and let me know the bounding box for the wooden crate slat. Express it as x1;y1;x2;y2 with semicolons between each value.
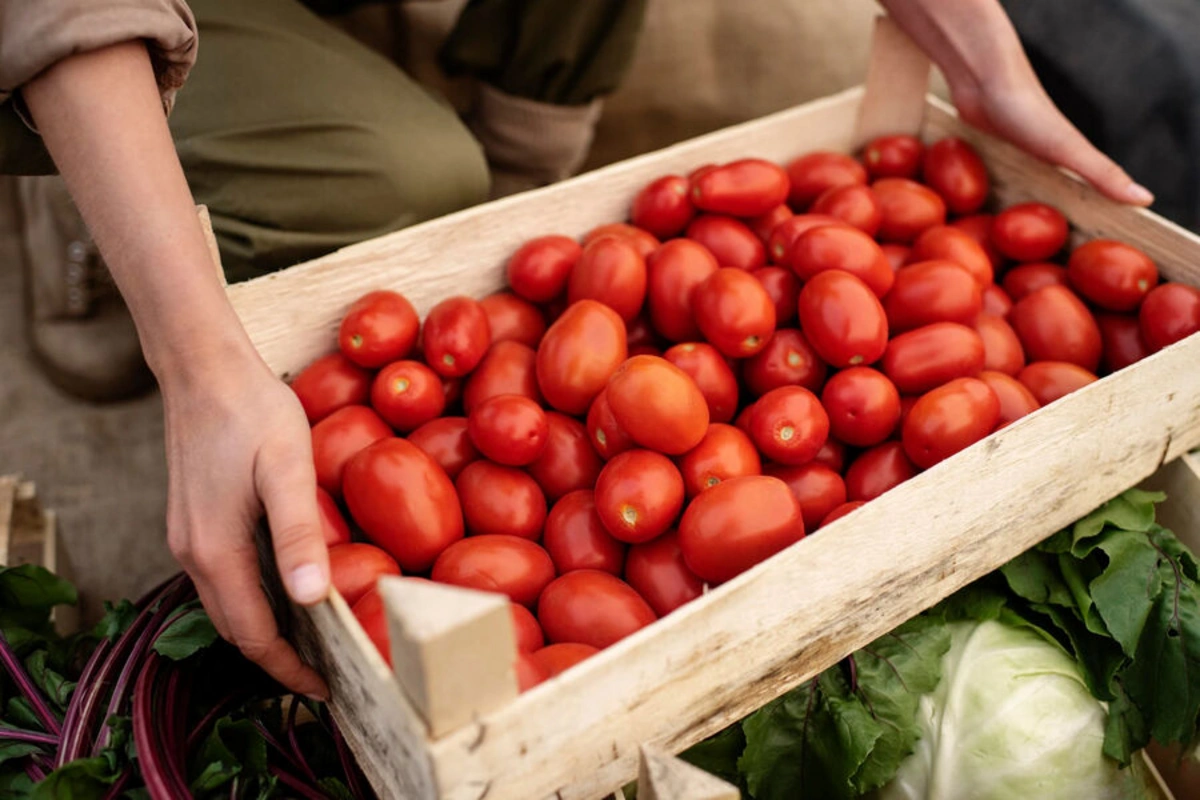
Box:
636;747;738;800
853;15;930;148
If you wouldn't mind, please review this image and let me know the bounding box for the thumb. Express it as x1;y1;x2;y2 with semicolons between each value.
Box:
257;440;330;606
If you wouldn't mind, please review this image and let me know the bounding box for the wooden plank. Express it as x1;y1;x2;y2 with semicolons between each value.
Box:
379;578;517;739
0;475;17;565
637;747;737;800
1142;453;1200;552
853;15;930;149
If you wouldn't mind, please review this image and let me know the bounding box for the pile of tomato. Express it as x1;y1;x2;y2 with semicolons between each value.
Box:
290;134;1200;692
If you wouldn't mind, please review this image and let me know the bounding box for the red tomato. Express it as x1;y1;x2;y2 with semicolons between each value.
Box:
586;390;635;460
1067;240;1159;311
909;226;994;287
594;450;685;543
371;360;445;432
516;652;548;692
862;134;924;180
442;376;463;410
583;223;660;260
1096;313;1150;372
678;423;762;497
406;416;478;480
813;439;848;473
686;215;767;270
750;204;794;243
291;353;371;424
538;570;657;648
749;386;830;465
767;214;842;264
992;203;1069;262
455;460;547;539
1009;285;1102;371
901;377;1000;469
631;175;695;238
1140;283;1200;351
820;501;867;528
543;490;626;575
785;151;867;208
882;243;911;271
982;284;1014;317
531;643;599;677
975;313;1025;376
884;260;982;333
352;588;391;667
645;239;719;342
1001;262;1069;302
343;438;464;571
526;412;602;501
606;355;710;454
678;475;804;583
734;403;755;436
797;270;889;367
809;184;882;237
820;367;901;447
950;214;1004;270
742;329;827;397
752;266;801;326
844;442;918;502
463;341;540;414
423;296;491;378
1018;361;1098;406
568;236;648;323
766;462;846;531
897;394;919;430
629;345;661;358
511;602;544;653
317;487;352;547
431;535;555;606
882;322;985;395
693;268;777;357
624;313;657;351
979;370;1040;425
328;543;401;606
536;299;627;415
312;406;392;497
624;531;704;617
662;342;740;424
479;292;546;348
507;235;582;303
922;137;989;215
338;290;419;368
467;394;548;467
692;158;790;217
872;178;947;243
786;224;894;298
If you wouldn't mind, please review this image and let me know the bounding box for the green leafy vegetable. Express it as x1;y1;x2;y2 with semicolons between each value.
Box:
152;608;218;661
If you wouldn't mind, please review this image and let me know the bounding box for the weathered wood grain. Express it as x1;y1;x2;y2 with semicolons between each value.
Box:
853;15;930;148
637;747;737;800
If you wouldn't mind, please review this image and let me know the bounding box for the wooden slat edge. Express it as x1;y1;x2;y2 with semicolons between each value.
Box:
1141;453;1200;553
0;475;17;566
637;747;738;800
853;15;930;148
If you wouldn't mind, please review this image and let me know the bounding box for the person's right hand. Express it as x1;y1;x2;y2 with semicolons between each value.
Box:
162;348;331;700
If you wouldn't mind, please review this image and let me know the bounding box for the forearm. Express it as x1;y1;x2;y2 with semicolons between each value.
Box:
22;41;257;387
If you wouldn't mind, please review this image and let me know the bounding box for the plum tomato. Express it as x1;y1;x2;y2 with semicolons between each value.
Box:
317;487;352;547
662;342;740;424
568;235;648;324
1009;285;1102;371
882;322;985;395
884;260;982;333
583;223;660;260
624;530;705;617
785;151;867;209
693;267;777;357
862;134;924;180
291;353;371;424
844;442;919;502
1096;313;1150;372
813;438;848;473
526;412;603;501
765;462;846;532
685;214;766;270
992;202;1069;262
1139;283;1200;352
922;137;989;215
741;329;827;397
352;588;391;667
797;270;889;368
594;450;685;543
370;360;445;432
586;390;635;460
751;266;801;326
809;184;882;237
820;366;901;447
607;355;710;454
767;214;842;264
975;313;1026;376
871;178;947;243
979;370;1040;425
543;490;626;575
463;341;541;415
338;290;419;368
1001;262;1069;301
479;292;547;348
1018;361;1098;406
691;158;790;217
423;296;491;378
328;543;401;606
312;405;392;497
950;213;1004;269
785;224;894;298
981;284;1014;317
467;394;548;466
343;438;464;572
909;225;993;287
1067;240;1158;312
748;386;830;465
882;243;911;271
646;239;719;342
749;204;794;243
536;299;627;415
677;423;762;497
625;312;659;351
517;652;549;692
455;460;547;539
431;535;555;607
406;416;478;480
531;643;600;677
820;500;867;528
537;570;657;649
506;235;582;303
678;475;805;583
511;602;544;653
901;377;1000;469
631;175;695;238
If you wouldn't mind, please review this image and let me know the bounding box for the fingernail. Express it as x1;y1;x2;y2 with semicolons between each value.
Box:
1126;182;1154;205
288;563;328;604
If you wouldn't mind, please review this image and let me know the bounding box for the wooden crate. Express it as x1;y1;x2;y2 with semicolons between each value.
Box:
0;475;79;634
225;19;1200;800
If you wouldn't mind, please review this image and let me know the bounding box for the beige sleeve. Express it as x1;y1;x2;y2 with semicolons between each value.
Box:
0;0;198;115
